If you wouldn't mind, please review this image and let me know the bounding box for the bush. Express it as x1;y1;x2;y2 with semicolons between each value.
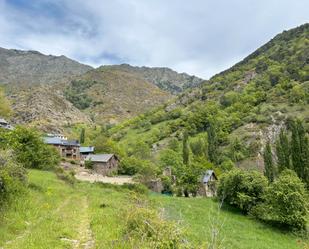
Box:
55;167;76;185
123;199;188;248
122;183;148;195
161;176;173;194
253;170;308;230
6;127;60;170
217;169;268;213
118;156;138;175
85;160;94;169
0;151;27;208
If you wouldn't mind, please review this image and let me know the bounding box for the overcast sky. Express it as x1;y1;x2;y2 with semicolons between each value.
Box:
0;0;308;78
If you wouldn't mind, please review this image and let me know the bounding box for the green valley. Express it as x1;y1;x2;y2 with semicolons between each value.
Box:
0;15;309;249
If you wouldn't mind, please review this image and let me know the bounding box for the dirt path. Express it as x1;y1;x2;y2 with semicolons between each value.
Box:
75;171;133;185
74;196;95;249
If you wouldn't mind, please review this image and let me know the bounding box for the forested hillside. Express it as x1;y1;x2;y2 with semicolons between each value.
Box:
109;23;309;171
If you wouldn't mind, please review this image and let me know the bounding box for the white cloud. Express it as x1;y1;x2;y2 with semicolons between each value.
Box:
0;0;308;78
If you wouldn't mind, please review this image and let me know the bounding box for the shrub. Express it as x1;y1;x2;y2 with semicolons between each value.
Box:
123;199;188;248
55;167;76;185
253;170;308;230
7;127;60;170
122;183;148;195
0;151;27;208
85;160;94;169
118;156;141;175
217;169;268;213
161;175;173;194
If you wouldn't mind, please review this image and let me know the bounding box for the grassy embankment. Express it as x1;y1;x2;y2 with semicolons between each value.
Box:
0;170;307;249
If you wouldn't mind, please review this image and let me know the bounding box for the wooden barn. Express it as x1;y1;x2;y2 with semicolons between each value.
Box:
85;154;119;176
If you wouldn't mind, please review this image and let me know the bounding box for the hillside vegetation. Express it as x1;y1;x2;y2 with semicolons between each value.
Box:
110;23;309;171
64;67;172;124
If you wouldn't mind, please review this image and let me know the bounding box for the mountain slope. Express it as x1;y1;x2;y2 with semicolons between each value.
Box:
8;84;91;132
64;67;172;124
0;47;92;85
101;64;203;94
0;47;203;129
111;23;309;170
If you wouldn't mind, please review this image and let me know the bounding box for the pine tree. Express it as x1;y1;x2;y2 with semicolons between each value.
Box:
207;123;218;164
263;141;275;182
182;130;189;165
80;128;85;144
276;128;290;173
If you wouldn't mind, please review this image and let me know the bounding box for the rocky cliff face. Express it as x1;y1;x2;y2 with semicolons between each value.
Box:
0;47;92;85
9;85;91;132
101;64;203;94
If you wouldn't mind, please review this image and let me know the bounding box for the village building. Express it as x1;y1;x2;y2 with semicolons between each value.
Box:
84;154;119;176
44;136;80;160
198;170;218;197
80;146;95;159
0;118;14;130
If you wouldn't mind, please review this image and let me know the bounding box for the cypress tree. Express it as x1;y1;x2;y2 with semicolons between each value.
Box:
207;123;218;164
290;119;309;187
291;119;304;179
276;128;290;173
182;130;189;165
302;136;309;188
80;128;85;144
263;141;275;182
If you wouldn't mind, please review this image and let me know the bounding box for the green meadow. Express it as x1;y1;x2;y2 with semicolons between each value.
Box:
0;170;307;249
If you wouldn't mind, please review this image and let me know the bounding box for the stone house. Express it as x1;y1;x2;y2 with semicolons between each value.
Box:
85;154;119;176
198;170;218;197
44;136;80;160
80;146;95;159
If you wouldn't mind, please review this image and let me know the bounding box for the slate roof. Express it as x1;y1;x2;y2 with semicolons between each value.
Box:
0;118;14;130
80;146;95;153
85;154;115;162
0;118;8;124
43;137;80;146
202;170;217;183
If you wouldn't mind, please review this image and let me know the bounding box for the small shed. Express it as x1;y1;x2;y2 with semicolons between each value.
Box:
80;146;95;158
199;170;218;197
85;154;119;176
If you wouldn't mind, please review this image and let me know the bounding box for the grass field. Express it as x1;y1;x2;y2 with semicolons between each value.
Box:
0;170;307;249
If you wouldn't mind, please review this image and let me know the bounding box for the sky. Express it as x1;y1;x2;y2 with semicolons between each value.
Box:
0;0;308;79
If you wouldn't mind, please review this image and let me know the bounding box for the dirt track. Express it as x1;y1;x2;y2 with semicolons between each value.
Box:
75;171;134;185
